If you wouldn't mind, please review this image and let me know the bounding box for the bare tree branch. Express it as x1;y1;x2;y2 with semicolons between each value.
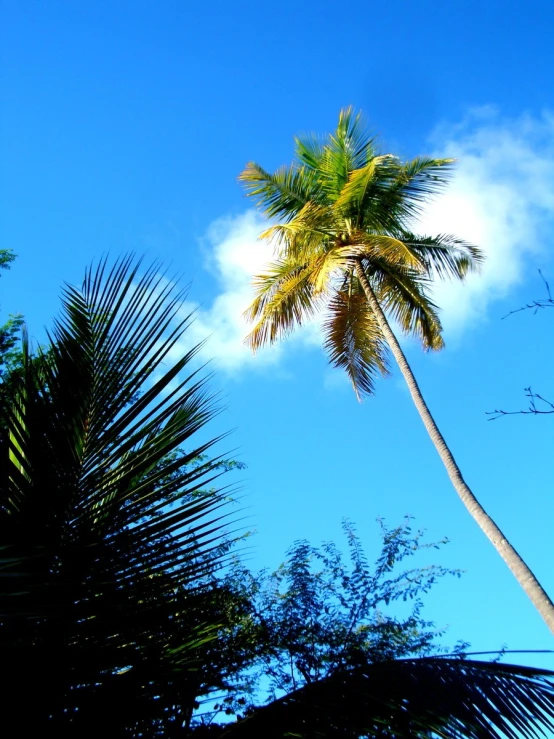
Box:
487;387;554;420
502;270;554;318
489;271;553;420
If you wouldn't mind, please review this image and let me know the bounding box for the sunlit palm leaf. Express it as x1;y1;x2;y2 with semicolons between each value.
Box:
309;250;352;293
260;202;334;261
400;232;484;280
391;156;455;214
239;162;321;220
359;157;454;234
323;279;389;399
313;109;376;202
295;133;327;170
371;262;444;350
334;155;397;224
245;255;323;350
347;232;424;271
331;107;377;172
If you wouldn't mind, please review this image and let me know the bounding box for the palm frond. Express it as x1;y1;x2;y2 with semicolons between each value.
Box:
383;157;455;228
294;133;327;170
0;253;238;620
244;254;322;350
239;161;321;220
309;250;353;293
0;255;246;732
260;202;334;260
398;156;454;199
346;233;424;271
317;108;378;201
371;261;444;351
334;155;397;226
400;232;484;280
323;278;389;399
334;107;377;170
4;330;32;514
221;658;554;739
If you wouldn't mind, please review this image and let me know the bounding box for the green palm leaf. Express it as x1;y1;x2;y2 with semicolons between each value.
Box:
0;255;242;732
239;161;321;220
370;261;444;350
245;254;324;350
334;154;396;225
295;133;327;171
323;278;390;399
399;232;484;280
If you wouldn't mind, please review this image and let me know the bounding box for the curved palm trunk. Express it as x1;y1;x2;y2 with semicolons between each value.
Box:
355;260;554;635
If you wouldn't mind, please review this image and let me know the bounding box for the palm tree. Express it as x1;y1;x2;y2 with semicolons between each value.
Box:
0;255;251;736
239;108;554;634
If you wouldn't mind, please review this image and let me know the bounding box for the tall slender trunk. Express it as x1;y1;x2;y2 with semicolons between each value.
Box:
354;260;554;635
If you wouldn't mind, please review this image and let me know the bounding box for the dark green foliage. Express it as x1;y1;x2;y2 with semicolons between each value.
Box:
0;256;249;736
0;249;16;272
233;519;461;703
0;311;24;376
0;249;24;377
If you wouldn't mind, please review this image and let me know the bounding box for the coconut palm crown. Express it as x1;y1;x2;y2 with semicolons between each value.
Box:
239;106;482;398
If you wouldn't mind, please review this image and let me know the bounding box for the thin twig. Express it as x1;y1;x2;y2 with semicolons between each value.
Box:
490;272;553;419
487;387;554;420
502;270;554;318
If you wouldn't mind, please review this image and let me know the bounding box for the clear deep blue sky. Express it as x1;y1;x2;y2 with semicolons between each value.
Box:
1;0;554;664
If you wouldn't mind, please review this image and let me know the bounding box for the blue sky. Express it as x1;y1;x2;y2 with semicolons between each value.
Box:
1;1;554;664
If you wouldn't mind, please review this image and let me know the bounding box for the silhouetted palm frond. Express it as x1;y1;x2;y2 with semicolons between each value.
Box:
0;256;240;734
222;657;554;738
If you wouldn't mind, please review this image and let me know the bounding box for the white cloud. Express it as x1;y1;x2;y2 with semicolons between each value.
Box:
181;109;554;373
421;108;554;333
176;211;280;372
173;211;321;373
